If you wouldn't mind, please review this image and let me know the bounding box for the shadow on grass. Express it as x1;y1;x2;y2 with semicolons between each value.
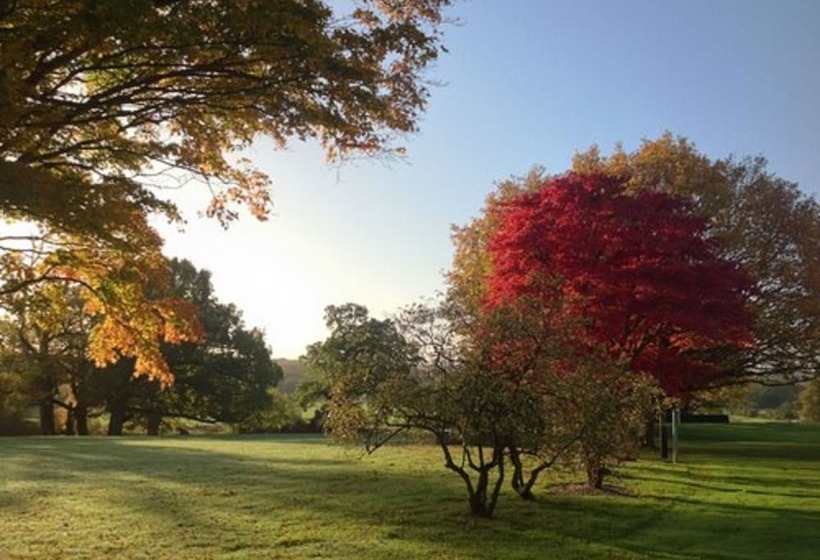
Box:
2;434;819;560
681;422;820;446
624;467;820;499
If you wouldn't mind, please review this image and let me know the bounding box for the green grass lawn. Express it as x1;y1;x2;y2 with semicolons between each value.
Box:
1;423;818;559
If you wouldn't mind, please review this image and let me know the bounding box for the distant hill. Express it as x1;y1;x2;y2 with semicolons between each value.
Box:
275;358;307;394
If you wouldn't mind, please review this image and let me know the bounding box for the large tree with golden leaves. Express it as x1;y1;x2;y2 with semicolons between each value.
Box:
0;0;453;382
571;134;820;386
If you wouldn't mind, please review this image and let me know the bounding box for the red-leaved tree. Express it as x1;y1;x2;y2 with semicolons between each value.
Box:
486;172;754;397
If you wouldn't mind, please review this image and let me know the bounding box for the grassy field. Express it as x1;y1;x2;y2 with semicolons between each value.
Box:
1;423;818;559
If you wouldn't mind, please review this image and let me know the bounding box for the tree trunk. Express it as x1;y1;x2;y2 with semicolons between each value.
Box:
509;447;535;500
643;417;657;449
75;403;89;436
146;411;162;436
586;461;604;490
63;408;76;435
468;493;494;518
660;423;669;459
468;470;502;518
107;404;127;435
466;451;505;518
468;480;489;517
71;377;91;436
39;398;55;435
438;438;505;519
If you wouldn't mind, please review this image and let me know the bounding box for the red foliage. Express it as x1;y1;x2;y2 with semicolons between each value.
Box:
486;172;753;395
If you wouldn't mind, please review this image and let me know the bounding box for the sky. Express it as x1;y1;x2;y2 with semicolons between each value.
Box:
156;0;820;359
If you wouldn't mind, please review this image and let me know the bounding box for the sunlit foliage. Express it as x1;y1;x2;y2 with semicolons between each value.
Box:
0;0;453;381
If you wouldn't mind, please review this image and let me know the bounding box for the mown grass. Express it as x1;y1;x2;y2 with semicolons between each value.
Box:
1;423;818;559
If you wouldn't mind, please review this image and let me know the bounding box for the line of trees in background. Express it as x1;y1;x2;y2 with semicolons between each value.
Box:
0;258;293;436
298;135;820;518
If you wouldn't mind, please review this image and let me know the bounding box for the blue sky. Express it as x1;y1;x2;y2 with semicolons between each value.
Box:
158;0;820;359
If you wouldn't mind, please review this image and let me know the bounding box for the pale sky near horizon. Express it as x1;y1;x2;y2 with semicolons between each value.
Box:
156;0;820;359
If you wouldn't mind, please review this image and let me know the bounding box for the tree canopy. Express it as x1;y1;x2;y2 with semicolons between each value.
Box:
485;171;754;396
0;228;201;382
0;0;452;227
97;259;282;435
301;301;533;518
0;0;453;381
0;257;282;435
450;134;819;389
571;134;820;385
301;297;659;515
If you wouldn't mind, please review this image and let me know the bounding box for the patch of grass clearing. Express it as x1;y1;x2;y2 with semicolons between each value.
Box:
1;424;818;559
